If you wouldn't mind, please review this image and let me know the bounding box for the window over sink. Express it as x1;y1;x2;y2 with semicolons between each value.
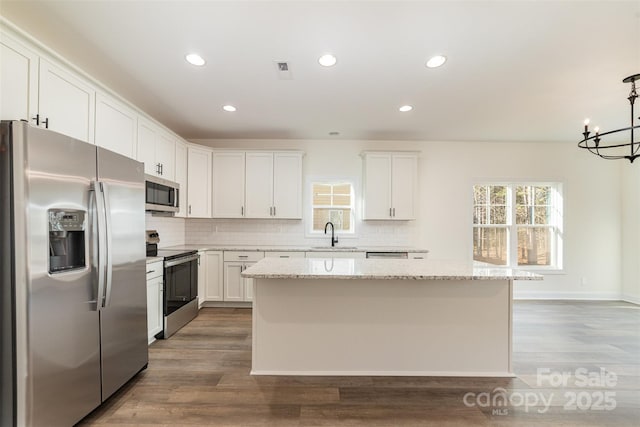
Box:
310;181;355;234
473;183;563;270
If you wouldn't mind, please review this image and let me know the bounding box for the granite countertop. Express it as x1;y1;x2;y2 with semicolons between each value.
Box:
240;258;543;281
146;256;163;263
163;244;429;253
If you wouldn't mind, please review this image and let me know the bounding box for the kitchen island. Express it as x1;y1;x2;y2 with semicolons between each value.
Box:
242;257;542;377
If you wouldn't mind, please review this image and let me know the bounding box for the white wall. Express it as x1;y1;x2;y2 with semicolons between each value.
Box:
192;138;623;300
621;165;640;304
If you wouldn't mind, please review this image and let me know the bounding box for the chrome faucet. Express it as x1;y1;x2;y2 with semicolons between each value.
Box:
324;221;339;247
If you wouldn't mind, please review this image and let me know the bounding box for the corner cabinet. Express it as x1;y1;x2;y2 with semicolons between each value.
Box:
362;152;418;220
187;146;212;217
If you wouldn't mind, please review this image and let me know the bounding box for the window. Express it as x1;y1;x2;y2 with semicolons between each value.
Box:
310;182;355;233
473;183;563;269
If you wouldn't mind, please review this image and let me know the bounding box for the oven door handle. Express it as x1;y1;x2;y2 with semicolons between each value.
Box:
164;254;199;268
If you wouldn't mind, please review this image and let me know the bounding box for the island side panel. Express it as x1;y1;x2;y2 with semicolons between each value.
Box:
251;278;513;376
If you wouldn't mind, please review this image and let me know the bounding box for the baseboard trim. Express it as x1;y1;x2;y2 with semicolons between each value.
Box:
514;291;622;300
250;369;515;378
621;294;640;305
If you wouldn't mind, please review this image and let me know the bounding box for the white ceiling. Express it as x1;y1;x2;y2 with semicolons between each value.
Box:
1;1;639;142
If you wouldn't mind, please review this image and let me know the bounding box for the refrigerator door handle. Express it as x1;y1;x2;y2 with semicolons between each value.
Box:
92;181;107;310
101;181;114;307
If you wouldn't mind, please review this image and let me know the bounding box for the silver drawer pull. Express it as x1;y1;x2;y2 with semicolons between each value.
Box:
279;256;289;258
146;270;155;274
238;255;248;258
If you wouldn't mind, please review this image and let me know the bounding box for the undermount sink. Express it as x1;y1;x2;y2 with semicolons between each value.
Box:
311;246;359;250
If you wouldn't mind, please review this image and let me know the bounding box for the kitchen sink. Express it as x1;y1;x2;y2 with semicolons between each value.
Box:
310;246;359;250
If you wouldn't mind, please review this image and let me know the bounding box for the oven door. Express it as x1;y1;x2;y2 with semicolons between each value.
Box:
164;254;198;316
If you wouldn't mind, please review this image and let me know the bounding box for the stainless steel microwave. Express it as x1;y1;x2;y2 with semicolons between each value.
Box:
145;174;179;213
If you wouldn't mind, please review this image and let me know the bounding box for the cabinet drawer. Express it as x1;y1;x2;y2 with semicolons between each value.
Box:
264;251;305;259
224;251;265;262
306;251;366;259
146;260;163;280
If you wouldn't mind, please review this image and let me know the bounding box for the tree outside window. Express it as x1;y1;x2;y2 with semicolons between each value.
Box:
473;183;562;269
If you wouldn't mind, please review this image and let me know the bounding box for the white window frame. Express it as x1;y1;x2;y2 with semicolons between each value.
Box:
306;178;357;237
473;182;564;271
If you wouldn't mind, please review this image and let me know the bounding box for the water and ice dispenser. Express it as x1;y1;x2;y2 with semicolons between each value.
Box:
48;209;86;273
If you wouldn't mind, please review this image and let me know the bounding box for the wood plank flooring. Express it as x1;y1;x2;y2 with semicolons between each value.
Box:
79;301;640;426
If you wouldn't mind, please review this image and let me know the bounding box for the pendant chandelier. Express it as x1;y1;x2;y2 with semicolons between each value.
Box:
578;73;640;163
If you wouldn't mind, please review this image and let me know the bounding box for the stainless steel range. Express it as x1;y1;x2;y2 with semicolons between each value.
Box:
156;249;199;338
146;232;198;339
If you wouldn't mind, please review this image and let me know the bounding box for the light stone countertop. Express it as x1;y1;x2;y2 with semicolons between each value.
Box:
163;244;429;253
145;256;163;264
241;257;543;281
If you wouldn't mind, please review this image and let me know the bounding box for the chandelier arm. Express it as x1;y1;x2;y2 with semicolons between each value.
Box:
578;125;640;144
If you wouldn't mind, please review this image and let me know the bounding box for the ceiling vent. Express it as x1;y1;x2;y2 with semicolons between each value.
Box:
274;61;293;80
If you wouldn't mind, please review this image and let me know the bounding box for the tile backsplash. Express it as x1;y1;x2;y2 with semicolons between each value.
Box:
145;214;186;248
144;215;417;248
185;218;417;247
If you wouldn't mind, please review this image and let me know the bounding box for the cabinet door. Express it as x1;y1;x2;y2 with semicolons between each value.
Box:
273;152;302;219
363;154;392;220
95;92;137;158
212;152;245;218
243;263;255;302
137;119;158;176
174;141;188;218
39;59;95;143
156;133;175;180
146;276;163;343
245;152;273;218
223;262;244;301
391;154;417;220
187;146;212;217
0;33;38;122
204;251;224;301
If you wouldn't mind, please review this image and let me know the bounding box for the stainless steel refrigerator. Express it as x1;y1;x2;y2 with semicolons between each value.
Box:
1;120;148;426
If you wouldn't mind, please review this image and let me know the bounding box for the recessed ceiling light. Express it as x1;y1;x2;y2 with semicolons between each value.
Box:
399;105;413;112
426;55;446;68
185;53;205;66
318;54;337;67
222;105;237;112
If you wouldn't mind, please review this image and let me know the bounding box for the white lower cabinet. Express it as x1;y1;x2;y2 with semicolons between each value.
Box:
223;251;264;302
204;251;224;302
146;260;163;344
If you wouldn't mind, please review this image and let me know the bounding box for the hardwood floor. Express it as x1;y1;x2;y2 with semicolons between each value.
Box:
79;301;640;426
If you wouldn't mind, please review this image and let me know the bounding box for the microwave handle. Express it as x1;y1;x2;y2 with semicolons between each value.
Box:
175;188;179;208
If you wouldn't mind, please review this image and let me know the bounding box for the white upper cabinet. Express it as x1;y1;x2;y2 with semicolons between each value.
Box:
38;59;95;143
137;118;175;180
187;145;212;218
390;154;418;220
0;33;38;122
362;152;417;220
174;141;188;218
245;152;274;218
245;151;303;219
156;132;175;180
212;151;246;218
273;152;303;219
94;92;137;158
